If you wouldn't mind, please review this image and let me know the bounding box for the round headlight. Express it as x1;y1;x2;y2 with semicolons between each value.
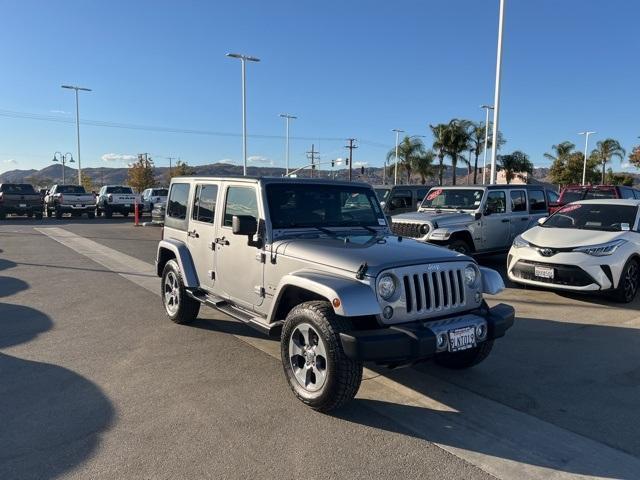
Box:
419;224;430;235
464;264;479;287
377;274;396;300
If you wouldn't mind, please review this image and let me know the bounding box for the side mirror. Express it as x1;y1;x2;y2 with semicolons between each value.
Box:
474;212;482;221
484;206;493;216
537;217;547;226
232;215;257;236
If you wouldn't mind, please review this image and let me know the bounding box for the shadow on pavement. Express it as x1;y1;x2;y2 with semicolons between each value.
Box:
189;317;266;339
0;276;115;479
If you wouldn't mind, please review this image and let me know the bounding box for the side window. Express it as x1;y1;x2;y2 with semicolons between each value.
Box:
223;186;258;227
634;190;640;199
547;190;559;203
192;184;218;223
416;189;428;203
620;188;635;199
486;191;506;214
528;190;547;212
510;190;527;212
166;183;190;220
389;189;412;210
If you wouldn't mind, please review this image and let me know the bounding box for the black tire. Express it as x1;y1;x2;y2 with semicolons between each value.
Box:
104;206;113;219
447;239;473;255
35;212;43;220
161;259;200;324
611;258;639;303
96;208;102;217
87;212;95;219
122;211;129;218
55;206;62;219
27;211;33;218
281;301;363;412
0;209;5;220
435;340;494;369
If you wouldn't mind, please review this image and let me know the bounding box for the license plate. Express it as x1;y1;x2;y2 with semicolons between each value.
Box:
19;203;26;208
124;204;130;207
448;326;476;352
75;204;81;207
534;265;554;279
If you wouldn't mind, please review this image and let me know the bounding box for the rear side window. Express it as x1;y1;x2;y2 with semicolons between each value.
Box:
510;190;527;212
620;188;635;199
528;190;547;212
634;190;640;199
192;184;218;223
223;186;258;227
167;183;190;220
547;190;560;203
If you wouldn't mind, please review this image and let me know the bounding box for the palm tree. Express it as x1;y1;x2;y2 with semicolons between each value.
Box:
543;141;575;164
468;121;505;184
591;139;626;184
498;150;533;184
412;150;436;184
430;123;448;186
442;119;472;186
386;136;426;184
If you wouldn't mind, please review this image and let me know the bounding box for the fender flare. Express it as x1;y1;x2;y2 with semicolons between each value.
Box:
429;226;475;247
268;270;381;322
156;239;199;288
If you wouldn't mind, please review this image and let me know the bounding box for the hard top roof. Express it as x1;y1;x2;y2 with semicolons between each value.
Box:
171;175;371;188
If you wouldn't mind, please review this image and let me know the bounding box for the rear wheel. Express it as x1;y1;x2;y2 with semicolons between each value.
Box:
87;212;95;219
55;207;62;219
104;206;113;219
0;209;5;220
435;340;494;369
612;258;639;303
27;211;33;218
35;211;43;220
161;259;200;324
122;211;129;217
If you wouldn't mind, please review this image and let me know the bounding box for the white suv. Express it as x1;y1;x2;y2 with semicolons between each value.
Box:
508;199;640;302
141;187;168;213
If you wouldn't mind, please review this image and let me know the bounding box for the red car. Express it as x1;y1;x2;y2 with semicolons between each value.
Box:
549;184;640;214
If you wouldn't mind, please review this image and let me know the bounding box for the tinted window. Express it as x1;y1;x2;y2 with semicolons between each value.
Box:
389;189;412;210
584;189;615;199
152;189;168;196
0;184;36;194
105;186;133;194
635;190;640;199
562;190;584;203
416;189;428;200
57;185;87;194
167;183;190;220
510;190;527;212
620;188;635;199
548;190;560;203
486;191;506;214
223;186;258;227
528;190;547;212
192;184;218;223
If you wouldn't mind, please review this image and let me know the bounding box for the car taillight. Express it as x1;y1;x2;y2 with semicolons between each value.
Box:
59;194;64;203
108;194;113;202
0;192;3;203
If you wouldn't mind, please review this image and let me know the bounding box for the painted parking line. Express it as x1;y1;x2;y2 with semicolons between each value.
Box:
36;226;640;480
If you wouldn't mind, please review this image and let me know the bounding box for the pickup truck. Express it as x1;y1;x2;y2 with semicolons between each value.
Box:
96;185;139;218
141;187;168;213
44;185;96;219
0;183;43;219
549;184;640;214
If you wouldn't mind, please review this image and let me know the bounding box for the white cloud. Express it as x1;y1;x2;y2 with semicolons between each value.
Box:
101;153;137;163
353;161;368;167
50;109;71;115
620;162;631;170
247;155;273;166
2;159;16;164
216;158;236;165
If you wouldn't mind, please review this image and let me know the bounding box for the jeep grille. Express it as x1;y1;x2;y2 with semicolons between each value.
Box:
402;268;465;313
390;221;425;239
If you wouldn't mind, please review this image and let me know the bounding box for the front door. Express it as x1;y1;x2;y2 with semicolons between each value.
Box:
482;190;510;251
509;189;530;241
187;183;219;291
214;184;264;310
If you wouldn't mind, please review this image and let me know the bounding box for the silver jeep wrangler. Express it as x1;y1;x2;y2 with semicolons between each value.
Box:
156;177;514;411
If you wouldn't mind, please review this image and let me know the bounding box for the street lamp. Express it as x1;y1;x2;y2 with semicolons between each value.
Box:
391;129;404;186
480;104;495;184
578;131;596;185
489;0;506;185
52;151;75;184
279;113;297;175
226;53;260;176
61;85;91;185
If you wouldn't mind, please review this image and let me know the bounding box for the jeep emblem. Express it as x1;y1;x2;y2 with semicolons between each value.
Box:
427;264;441;271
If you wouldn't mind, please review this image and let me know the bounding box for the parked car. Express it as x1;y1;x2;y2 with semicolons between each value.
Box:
0;183;43;219
549;184;639;214
141;187;168;213
373;184;431;216
389;185;558;255
96;185;139;218
44;184;96;219
151;203;165;225
156;176;514;411
508;199;640;302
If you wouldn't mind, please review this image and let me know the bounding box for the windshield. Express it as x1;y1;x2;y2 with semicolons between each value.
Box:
267;184;385;229
561;190;584;203
374;188;390;202
584;189;616;199
106;186;133;194
420;188;484;210
544;204;638;231
58;185;87;194
1;184;36;194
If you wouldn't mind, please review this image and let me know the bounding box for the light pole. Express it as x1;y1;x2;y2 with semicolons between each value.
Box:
52;151;75;184
480;104;494;184
489;0;506;185
391;129;404;185
578;131;596;185
61;85;91;185
226;53;260;176
279;113;297;175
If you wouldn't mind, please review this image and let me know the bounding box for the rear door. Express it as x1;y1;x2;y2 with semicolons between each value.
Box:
528;189;549;224
508;189;530;240
186;183;219;292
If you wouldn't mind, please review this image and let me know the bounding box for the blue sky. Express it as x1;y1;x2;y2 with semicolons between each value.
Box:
1;0;639;175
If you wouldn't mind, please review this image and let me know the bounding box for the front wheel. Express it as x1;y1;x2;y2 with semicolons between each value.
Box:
87;212;95;219
447;239;472;255
122;211;129;218
161;259;200;324
55;207;62;219
104;206;113;219
611;258;639;303
435;340;494;369
281;301;363;412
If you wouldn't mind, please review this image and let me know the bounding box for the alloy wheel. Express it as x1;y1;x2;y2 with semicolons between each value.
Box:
164;271;180;315
623;262;639;302
288;323;328;392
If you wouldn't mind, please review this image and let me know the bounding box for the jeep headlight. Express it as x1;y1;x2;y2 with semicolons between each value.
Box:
464;264;479;287
377;274;396;300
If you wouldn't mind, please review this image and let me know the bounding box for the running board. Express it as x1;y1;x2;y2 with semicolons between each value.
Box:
187;289;282;337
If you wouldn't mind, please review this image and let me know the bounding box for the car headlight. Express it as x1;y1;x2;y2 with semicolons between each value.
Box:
377;274;396;300
512;235;530;249
573;239;627;256
464;264;479;287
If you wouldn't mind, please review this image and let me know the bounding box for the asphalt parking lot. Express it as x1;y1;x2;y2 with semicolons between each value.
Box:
1;217;639;480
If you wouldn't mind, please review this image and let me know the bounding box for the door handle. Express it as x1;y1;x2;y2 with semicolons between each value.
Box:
215;236;229;246
501;219;510;223
187;229;199;238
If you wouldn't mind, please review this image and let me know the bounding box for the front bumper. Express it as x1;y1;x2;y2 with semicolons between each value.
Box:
339;303;514;364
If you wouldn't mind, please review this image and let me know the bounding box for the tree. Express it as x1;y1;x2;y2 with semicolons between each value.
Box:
628;145;640;170
543;141;576;164
468;121;505;184
497;150;533;184
548;151;599;186
128;154;156;193
606;169;635;186
441;119;472;186
166;160;196;183
386;136;426;184
430;123;448;186
591;139;626;184
80;173;97;193
411;150;436;185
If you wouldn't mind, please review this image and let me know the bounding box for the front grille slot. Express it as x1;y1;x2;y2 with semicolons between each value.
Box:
402;266;467;315
390;222;423;238
403;276;413;312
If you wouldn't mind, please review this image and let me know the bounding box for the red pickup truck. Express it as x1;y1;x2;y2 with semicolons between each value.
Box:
549;185;640;214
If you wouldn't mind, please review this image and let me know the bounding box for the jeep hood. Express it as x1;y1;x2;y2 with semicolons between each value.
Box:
393;210;476;225
522;226;625;248
273;234;470;276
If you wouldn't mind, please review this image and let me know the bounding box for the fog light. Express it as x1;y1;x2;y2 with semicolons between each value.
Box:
437;333;447;348
474;292;482;303
383;306;394;319
475;324;486;339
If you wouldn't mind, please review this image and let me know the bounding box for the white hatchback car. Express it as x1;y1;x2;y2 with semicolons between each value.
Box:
507;199;640;302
